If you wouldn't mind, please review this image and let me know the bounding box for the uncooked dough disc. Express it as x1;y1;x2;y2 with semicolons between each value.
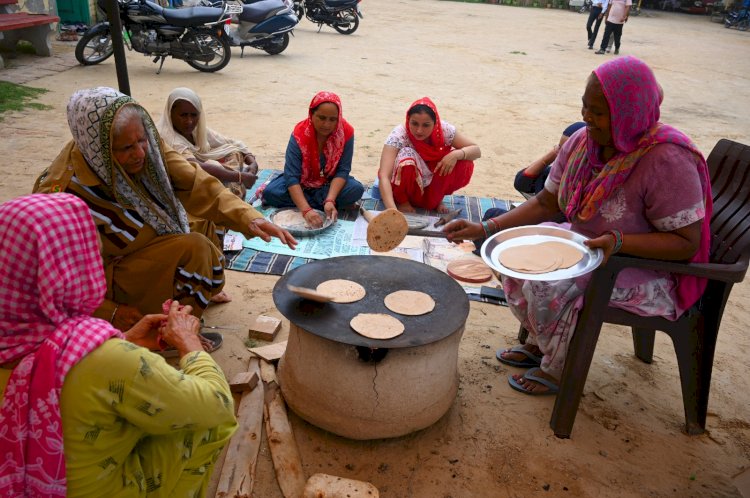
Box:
384;290;435;316
316;279;366;303
350;313;405;339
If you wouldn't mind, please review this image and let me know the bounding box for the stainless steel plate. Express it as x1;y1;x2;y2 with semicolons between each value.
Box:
480;225;603;281
269;207;334;237
402;214;430;230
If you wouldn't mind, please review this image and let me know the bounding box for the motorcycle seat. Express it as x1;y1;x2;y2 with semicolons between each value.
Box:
158;3;227;26
325;0;358;7
240;0;286;23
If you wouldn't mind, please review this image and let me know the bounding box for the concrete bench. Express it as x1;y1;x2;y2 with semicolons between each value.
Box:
0;0;60;69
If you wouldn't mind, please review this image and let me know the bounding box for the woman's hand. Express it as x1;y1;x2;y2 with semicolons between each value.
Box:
434;150;462;177
443;219;485;243
248;218;298;249
323;201;338;223
159;301;202;357
112;304;143;332
124;313;168;350
239;171;257;189
584;232;618;264
303;209;324;229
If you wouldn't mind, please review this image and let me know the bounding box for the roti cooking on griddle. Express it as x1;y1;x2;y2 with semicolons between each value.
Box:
350;313;405;339
316;279;366;303
384;290;435;316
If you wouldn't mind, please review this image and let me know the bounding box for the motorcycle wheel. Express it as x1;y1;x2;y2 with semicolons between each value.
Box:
184;31;231;73
739;18;749;30
263;33;290;55
75;29;115;65
332;8;359;34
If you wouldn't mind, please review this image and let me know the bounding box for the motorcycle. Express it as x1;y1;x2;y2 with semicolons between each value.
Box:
724;7;749;29
292;0;362;35
578;0;592;13
224;0;298;56
75;0;240;73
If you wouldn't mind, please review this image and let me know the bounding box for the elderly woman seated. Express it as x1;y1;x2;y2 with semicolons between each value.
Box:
157;87;259;199
34;87;296;332
0;193;236;497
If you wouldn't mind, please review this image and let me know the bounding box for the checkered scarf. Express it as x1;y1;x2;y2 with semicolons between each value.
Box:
0;193;123;497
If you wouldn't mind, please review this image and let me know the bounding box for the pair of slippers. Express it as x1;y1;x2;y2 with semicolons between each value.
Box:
496;346;558;395
154;331;223;358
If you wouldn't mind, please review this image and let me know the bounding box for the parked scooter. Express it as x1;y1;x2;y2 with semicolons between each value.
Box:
75;0;239;73
292;0;362;35
226;0;298;56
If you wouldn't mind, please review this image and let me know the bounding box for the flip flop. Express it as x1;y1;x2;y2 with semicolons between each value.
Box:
496;345;542;368
507;367;559;396
154;332;223;358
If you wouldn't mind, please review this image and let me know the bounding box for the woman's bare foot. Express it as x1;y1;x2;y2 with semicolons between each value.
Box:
210;291;232;304
499;344;542;364
511;369;559;394
437;202;450;214
397;202;416;213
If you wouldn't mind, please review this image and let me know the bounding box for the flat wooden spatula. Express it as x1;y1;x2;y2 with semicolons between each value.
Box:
359;207;409;252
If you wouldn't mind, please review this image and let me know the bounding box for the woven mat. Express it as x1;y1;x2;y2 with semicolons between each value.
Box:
225;169;512;276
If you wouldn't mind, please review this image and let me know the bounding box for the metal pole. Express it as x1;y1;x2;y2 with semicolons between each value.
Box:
104;0;131;96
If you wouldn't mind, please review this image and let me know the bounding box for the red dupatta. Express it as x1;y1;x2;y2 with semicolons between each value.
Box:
405;97;452;166
294;91;354;189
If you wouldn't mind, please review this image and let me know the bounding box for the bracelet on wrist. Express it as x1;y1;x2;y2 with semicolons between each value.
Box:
481;221;491;238
486;218;499;235
324;198;335;206
302;207;314;217
606;229;623;253
461;148;467;160
109;304;119;323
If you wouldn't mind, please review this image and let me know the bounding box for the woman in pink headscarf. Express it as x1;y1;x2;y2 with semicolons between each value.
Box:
0;194;236;497
262;91;365;228
378;97;481;213
444;56;711;395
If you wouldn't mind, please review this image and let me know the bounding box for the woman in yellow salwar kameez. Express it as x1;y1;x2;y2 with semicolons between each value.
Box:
0;193;236;498
34;87;296;331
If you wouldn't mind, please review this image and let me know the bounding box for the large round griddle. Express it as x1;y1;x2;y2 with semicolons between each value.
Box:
273;255;469;349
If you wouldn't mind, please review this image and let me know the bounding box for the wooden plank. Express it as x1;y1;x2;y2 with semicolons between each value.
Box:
248;340;287;362
229;371;259;394
248;315;282;342
215;358;264;498
261;360;306;498
303;473;380;498
0;13;59;30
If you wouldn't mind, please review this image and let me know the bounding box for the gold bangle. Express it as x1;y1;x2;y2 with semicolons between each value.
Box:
462;148;467;160
110;304;119;323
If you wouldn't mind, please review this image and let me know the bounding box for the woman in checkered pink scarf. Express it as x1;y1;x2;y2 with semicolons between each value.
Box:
0;194;233;497
0;193;122;497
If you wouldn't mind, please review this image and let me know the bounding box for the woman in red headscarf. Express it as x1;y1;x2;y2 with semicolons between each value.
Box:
378;97;481;213
262;91;365;228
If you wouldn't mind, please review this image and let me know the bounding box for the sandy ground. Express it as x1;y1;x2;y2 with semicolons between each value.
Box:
2;1;750;496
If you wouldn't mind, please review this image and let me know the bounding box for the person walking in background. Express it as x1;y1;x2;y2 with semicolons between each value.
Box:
587;0;609;50
596;0;631;55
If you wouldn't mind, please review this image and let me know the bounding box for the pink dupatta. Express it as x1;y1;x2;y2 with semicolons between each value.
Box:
0;194;122;497
558;56;712;312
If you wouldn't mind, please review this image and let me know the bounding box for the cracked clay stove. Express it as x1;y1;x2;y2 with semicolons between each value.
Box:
273;255;470;440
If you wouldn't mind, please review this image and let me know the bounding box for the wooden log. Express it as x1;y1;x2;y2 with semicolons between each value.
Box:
248;315;282;341
261;360;306;498
303;473;380;498
249;340;287;362
215;358;264;498
229;371;259;394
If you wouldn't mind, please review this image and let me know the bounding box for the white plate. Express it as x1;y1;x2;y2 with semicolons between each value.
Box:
270;207;334;237
480;225;603;281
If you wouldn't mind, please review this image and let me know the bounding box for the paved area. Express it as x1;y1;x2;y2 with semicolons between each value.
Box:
0;39;78;84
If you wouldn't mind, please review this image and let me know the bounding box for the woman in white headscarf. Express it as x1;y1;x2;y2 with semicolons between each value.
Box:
158;87;258;199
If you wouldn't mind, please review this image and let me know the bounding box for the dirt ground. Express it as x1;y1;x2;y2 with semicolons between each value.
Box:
2;1;750;496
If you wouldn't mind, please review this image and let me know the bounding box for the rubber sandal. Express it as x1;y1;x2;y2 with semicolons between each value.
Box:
507;367;559;395
496;345;542;368
153;332;223;358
